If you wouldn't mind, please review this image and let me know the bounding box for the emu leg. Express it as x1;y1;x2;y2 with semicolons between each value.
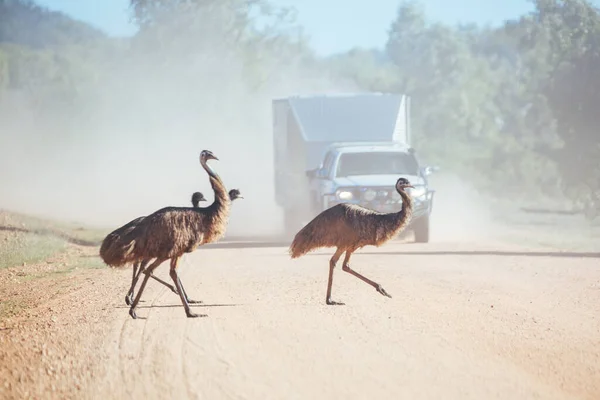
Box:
177;276;202;304
125;262;140;306
129;260;178;298
129;257;167;319
169;257;206;318
326;248;345;305
126;260;150;305
149;273;178;294
342;251;392;298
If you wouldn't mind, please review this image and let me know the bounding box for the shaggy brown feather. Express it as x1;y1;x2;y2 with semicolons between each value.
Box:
289;185;413;258
100;189;238;269
123;189;244;306
99;216;146;267
130;197;228;259
116;174;229;265
288;177;414;305
122;151;231;319
100;191;208;307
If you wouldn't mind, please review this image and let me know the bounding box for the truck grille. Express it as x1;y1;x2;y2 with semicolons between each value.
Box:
338;187;404;212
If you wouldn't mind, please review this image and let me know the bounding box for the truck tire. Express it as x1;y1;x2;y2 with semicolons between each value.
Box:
413;215;430;243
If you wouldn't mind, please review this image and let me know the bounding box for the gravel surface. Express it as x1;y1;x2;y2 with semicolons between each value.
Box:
1;235;598;400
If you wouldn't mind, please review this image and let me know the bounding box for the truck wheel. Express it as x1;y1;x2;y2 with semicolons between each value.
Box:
413;215;430;243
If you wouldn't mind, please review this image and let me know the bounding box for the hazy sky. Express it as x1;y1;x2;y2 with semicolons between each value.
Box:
37;0;534;55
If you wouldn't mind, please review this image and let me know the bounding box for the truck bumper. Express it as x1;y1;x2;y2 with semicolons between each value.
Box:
327;193;433;223
409;198;431;221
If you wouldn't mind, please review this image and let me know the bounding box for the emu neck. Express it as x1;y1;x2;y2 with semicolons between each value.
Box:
391;189;413;231
207;175;230;212
200;159;230;218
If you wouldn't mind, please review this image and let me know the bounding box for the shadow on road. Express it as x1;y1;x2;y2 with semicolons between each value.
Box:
343;250;600;259
115;303;242;310
204;236;291;249
201;239;600;258
202;234;415;250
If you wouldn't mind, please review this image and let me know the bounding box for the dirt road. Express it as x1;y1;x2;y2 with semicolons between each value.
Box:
2;237;600;399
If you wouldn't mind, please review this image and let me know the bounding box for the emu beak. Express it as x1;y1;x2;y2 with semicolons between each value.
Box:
201;150;219;161
238;195;244;199
407;185;415;189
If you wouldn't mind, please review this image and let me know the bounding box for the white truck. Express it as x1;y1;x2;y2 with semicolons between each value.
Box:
272;92;436;241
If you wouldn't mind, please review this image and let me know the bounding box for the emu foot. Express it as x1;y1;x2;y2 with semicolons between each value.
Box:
187;299;203;304
326;299;345;306
126;295;145;305
376;284;392;298
129;308;137;319
186;311;207;318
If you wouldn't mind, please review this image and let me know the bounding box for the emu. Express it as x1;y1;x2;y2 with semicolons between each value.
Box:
100;150;231;318
289;177;414;305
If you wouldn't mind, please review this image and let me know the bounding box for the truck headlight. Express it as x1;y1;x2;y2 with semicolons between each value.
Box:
363;189;376;201
336;190;353;201
409;186;427;198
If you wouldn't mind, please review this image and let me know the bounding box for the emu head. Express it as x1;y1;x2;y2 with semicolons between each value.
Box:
199;150;218;164
191;192;207;208
395;178;414;192
229;189;244;201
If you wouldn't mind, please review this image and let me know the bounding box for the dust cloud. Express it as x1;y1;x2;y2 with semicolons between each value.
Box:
427;173;498;243
0;22;355;237
0;8;498;242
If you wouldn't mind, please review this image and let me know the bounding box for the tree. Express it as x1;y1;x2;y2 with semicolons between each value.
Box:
383;2;528;191
127;0;311;91
0;0;105;48
518;0;600;199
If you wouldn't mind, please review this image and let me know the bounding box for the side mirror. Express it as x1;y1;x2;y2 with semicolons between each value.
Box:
307;168;327;179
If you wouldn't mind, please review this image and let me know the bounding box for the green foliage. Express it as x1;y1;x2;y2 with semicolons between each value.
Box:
327;49;399;92
380;2;530;192
128;0;311;91
1;0;599;205
329;0;599;201
0;0;105;48
532;0;600;194
0;232;66;269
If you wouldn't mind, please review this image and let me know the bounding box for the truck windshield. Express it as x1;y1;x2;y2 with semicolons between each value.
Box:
335;152;419;177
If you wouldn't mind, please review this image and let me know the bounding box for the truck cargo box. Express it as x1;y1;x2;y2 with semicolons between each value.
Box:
272;93;411;208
